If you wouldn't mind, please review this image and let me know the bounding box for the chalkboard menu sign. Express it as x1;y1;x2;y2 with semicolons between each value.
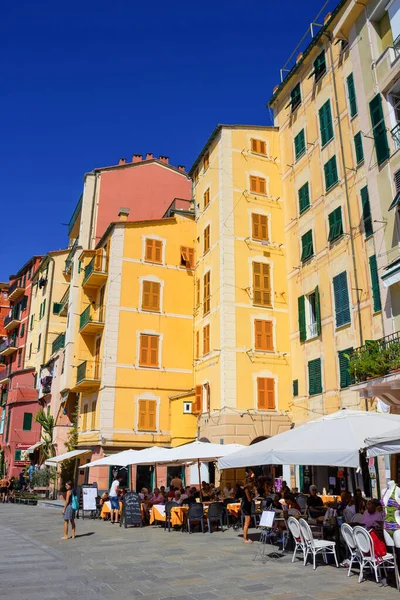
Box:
121;491;142;528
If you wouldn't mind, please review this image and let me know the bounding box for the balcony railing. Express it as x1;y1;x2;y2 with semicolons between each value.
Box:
79;305;104;334
8;280;25;301
52;332;65;355
64;239;78;276
391;122;400;151
4;307;21;328
0;335;18;355
76;360;101;386
349;331;400;384
68;195;82;237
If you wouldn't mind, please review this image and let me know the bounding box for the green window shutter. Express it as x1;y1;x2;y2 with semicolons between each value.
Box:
361;186;373;238
354;132;364;164
308;358;322;395
30;315;34;330
293;380;299;397
333;271;350;327
298;182;310;214
339;348;353;389
315;285;321;336
328;206;343;242
14;450;22;461
294;129;306;160
347;73;357;118
319;101;334;146
298;295;306;342
22;412;32;431
313;51;326;81
20;323;25;338
21;296;28;311
324;156;338;191
291;83;301;111
301;230;314;262
369;94;390;165
53;302;62;315
369;254;382;312
42;299;46;318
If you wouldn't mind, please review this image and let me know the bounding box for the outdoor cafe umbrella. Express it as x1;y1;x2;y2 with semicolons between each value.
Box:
81;449;139;469
217;410;400;470
365;427;400;457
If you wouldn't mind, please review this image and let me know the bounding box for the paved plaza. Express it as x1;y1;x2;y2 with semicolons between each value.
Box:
1;503;399;600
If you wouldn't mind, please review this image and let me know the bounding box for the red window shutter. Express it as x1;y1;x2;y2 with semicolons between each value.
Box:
194;385;202;413
154;240;162;263
142;281;151;310
148;400;156;430
138;400;147;430
266;378;275;409
140;334;149;366
149;335;159;367
257;378;267;409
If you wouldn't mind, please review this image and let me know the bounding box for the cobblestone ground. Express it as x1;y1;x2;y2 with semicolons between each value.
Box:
1;503;400;600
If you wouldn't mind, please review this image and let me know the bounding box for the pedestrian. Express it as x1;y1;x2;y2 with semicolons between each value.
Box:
62;481;76;540
109;476;122;524
242;483;254;544
0;475;9;503
170;474;183;489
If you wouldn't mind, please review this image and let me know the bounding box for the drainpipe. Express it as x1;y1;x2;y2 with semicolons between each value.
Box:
88;173;99;250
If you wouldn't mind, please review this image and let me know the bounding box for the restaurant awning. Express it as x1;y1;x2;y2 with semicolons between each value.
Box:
218;410;400;470
81;449;138;469
382;257;400;288
163;441;244;464
26;441;44;453
45;449;91;466
388;191;400;211
365;427;400;457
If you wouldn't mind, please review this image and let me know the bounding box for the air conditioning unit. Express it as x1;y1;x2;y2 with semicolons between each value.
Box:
183;402;192;414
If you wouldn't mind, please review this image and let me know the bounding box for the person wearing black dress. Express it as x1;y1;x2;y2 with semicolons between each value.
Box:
241;484;253;544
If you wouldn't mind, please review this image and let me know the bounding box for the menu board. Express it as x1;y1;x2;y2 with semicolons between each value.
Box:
82;486;97;511
121;491;142;528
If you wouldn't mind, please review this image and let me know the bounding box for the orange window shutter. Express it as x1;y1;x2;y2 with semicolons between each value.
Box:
250;138;257;152
203;324;210;354
257;378;267;409
148;400;156;430
83;405;88;430
252;214;260;239
195;385;202;413
181;246;188;262
142;281;151;310
150;335;159;366
95;248;103;270
253;262;262;305
250;176;257;192
206;383;210;411
265;321;273;350
259;178;266;194
91;401;96;430
260;141;266;155
151;282;160;311
254;320;263;349
145;239;153;261
138;400;147;430
154;240;162;263
196;278;200;307
262;263;271;305
266;378;275;409
260;215;268;241
140;334;149;366
188;248;195;269
204;189;210;208
196;331;199;358
204;153;209;170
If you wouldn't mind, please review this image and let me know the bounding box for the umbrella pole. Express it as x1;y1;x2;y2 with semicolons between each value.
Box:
198;459;203;502
154;463;158;488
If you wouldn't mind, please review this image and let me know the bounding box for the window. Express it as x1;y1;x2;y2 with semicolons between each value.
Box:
91;401;96;430
145;238;162;264
21;295;28;311
298;287;321;342
257;378;275;410
253;262;271;306
196;278;200;308
250;138;267;154
298;182;310;215
203;225;210;254
142;281;160;312
301;230;314;263
82;405;88;431
369;255;382;313
23;412;32;431
254;320;273;351
252;214;268;242
20;323;25;338
354;132;364;165
203;152;209;171
289;83;301;112
196;331;200;358
139;334;159;367
28;343;32;359
138;399;156;431
194;385;202;414
308;358;322;395
328;207;343;242
361;186;373;238
204;188;210;209
324;156;338;191
339;348;353;389
333;271;351;327
203;324;210;355
193;169;199;184
370;94;390;165
311;51;326;82
293;380;299;397
250;176;267;194
319;100;334;146
17;349;22;368
37;334;41;351
14;450;22;461
30;315;34;330
180;246;195;269
203;272;211;315
294;129;306;160
346;73;357;118
0;408;5;435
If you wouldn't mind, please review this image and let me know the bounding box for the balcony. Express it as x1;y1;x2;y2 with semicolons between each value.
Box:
4;309;21;332
68;195;82;238
53;287;69;317
63;240;78;280
79;305;104;334
375;37;400;94
392;122;400;152
51;332;65;355
73;360;101;391
8;280;25;302
163;198;194;218
0;336;18;357
82;253;108;289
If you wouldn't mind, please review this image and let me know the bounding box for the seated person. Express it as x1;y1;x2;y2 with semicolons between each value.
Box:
361;499;383;529
337;491;353;515
355;488;366;513
180;485;190;502
234;482;245;500
271;492;283;511
173;490;182;505
281;480;291;495
284;492;301;512
202;484;211;501
160;486;167;499
167;485;175;499
139;487;148;501
224;482;234;497
307;485;326;518
149;487;165;505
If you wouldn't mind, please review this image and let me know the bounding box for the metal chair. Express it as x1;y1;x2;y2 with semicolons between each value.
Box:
186;503;205;534
299;518;339;570
164;501;178;532
341;523;361;577
353;526;395;584
207;502;224;533
223;498;236;528
287;516;306;562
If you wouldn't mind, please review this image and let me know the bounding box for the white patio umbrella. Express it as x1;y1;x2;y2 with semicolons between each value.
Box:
365;428;400;457
218;410;400;470
81;449;138;469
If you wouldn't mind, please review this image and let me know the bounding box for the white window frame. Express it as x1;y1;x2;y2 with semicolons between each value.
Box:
142;235;166;265
248;171;270;196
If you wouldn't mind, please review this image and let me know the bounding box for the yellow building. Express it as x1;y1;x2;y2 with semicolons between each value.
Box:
190;125;292;450
73;209;198;489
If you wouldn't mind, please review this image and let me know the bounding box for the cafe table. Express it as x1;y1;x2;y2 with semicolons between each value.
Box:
150;503;210;527
101;501;146;520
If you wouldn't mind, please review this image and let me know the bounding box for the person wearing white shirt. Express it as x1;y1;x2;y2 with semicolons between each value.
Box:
109;477;122;524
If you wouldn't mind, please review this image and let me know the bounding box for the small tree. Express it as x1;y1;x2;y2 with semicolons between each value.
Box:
34;407;54;459
60;399;79;490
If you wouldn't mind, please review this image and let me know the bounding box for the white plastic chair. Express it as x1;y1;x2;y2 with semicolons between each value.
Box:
299;518;339;570
287;516;305;562
353;526;395;584
341;523;361;576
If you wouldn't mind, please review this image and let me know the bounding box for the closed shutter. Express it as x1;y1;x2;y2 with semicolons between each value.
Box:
203;324;210;354
250;176;258;192
294;129;305;160
252;213;260;239
203;272;210;314
196;278;200;308
148;400;156;430
251;138;258;152
369;255;382;312
204;225;210;254
315;285;321;336
142;281;151;310
91;401;96;430
22;412;32;431
370;94;390;165
203;152;209;170
339;348;353;389
266;378;275;409
293;380;299;397
82;405;88;431
319;100;334;146
298;182;310;214
194;385;202;414
308;359;322;395
333;271;350;327
138;400;147;430
254;320;273;351
196;331;199;358
324;156;338;191
30;315;34;330
301;230;313;262
328;207;343;242
145;239;162;263
140;334;158;367
260;215;268;240
290;83;301;111
15;450;22;461
140;334;149;365
361;186;373;238
20;323;25;338
150;335;158;366
253;263;271;306
145;239;154;261
21;295;28;311
257;378;275;410
250;176;267;194
298;295;306;342
313;51;326;81
347;73;358;118
204;188;210;208
252;214;268;241
354;132;364;164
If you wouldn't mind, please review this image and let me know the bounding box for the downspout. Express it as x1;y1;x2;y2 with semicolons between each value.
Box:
88;172;99;250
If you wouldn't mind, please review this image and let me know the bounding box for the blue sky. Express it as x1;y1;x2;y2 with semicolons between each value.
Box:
1;0;336;279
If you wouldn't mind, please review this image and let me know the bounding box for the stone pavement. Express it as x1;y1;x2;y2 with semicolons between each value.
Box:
0;503;399;600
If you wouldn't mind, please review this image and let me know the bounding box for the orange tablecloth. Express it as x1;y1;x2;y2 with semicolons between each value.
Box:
226;503;242;517
150;504;210;526
101;501;146;520
320;495;339;504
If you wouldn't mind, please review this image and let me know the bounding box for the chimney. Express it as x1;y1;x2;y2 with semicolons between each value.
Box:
296;52;303;64
119;158;126;165
118;207;130;222
132;154;142;163
159;155;169;164
324;12;331;24
146;153;153;160
177;165;185;172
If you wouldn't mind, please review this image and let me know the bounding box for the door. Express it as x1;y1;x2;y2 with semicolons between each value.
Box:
94;337;101;379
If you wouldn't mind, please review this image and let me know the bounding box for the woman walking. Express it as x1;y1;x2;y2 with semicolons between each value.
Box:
242;484;254;544
62;481;76;540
